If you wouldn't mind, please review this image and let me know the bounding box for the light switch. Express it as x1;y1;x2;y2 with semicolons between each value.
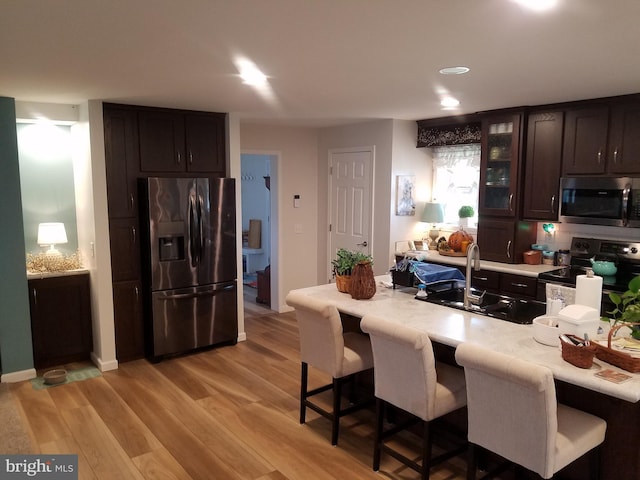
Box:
294;223;303;234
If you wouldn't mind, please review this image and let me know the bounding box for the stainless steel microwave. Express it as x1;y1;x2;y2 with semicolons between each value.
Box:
559;176;640;227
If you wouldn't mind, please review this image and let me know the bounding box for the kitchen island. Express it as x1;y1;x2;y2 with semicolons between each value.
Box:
288;277;640;480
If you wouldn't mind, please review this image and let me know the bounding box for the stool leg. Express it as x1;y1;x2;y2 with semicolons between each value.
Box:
466;443;477;480
331;377;342;445
421;420;432;480
373;398;384;471
300;362;308;424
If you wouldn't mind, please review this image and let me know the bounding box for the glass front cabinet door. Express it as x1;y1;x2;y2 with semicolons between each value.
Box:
479;113;523;217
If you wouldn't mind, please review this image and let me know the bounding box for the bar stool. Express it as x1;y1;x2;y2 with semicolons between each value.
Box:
360;314;467;480
285;291;374;445
455;343;607;480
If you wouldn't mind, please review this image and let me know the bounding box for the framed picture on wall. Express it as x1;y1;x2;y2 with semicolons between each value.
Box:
396;175;416;216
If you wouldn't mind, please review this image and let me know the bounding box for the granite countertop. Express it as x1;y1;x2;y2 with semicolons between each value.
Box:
289;276;640;403
398;250;560;277
26;268;89;279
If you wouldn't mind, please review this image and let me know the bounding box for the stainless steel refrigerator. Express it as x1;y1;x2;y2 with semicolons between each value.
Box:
140;177;238;360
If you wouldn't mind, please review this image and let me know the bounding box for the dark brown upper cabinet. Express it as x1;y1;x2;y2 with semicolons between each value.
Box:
522;111;564;221
563;99;640;175
138;109;226;174
479;112;523;218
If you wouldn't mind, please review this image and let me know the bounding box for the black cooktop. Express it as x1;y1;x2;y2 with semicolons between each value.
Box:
538;237;640;293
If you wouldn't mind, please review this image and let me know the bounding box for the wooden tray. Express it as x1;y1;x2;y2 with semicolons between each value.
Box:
438;250;466;257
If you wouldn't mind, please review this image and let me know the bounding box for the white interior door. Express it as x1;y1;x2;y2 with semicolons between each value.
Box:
328;147;374;282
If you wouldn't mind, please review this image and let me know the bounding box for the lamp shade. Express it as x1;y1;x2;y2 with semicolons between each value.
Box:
37;222;68;246
420;202;444;223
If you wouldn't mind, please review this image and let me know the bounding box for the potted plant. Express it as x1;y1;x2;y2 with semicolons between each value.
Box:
458;205;474;228
606;275;640;339
332;248;373;293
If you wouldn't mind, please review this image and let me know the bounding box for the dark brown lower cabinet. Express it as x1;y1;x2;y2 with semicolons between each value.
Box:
112;280;145;362
28;272;92;369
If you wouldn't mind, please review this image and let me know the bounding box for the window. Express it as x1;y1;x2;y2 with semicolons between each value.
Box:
431;144;481;227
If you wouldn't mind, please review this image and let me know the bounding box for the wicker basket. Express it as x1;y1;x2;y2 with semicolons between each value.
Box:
335;274;351;293
594;322;640;373
350;261;376;300
561;335;597;369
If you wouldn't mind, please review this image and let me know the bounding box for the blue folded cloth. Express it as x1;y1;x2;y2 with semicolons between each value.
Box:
394;259;465;285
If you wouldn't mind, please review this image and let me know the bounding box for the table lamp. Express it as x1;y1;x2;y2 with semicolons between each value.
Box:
37;222;68;256
421;202;444;250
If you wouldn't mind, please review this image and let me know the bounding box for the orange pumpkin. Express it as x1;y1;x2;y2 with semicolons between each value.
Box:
448;229;473;252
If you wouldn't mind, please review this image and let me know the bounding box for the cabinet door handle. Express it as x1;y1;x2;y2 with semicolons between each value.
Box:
510;282;528;289
189;151;193;164
473;276;488;282
506;240;512;259
613;148;619;164
135;286;139;300
508;194;513;212
597;150;602;164
550;195;555;212
129;193;135;211
177;151;181;164
131;227;136;246
32;288;37;307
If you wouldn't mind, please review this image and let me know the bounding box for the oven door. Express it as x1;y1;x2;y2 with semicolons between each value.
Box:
559;176;631;227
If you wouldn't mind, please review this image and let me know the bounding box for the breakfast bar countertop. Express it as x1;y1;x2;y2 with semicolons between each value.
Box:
289;276;640;403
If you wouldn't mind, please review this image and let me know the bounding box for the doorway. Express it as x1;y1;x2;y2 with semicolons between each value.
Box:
240;153;276;308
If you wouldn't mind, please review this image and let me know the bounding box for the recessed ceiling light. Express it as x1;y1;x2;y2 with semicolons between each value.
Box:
235;58;268;87
439;66;470;75
511;0;558;12
440;96;460;108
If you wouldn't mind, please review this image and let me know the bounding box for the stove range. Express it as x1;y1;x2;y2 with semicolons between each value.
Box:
538;238;640;307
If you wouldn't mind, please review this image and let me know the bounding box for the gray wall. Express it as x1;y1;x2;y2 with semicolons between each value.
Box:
0;97;34;375
17;123;78;255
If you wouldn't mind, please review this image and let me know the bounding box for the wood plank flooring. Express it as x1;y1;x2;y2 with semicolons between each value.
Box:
7;293;474;480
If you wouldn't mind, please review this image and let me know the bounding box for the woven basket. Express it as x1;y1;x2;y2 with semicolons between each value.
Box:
335;274;351;293
561;335;597;369
594;322;640;373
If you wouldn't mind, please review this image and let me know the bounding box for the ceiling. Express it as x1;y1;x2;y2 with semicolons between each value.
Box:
1;0;639;127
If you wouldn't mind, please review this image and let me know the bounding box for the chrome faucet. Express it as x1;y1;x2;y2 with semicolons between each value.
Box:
464;242;483;310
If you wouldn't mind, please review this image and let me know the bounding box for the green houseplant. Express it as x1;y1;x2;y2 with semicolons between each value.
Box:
332;248;373;293
606;275;640;339
458;205;474;228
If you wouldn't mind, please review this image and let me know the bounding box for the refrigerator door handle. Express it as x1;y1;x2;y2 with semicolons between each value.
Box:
159;284;235;300
188;194;199;267
197;192;205;261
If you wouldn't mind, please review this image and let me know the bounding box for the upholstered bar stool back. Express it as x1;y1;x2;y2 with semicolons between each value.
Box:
360;314;467;480
285;291;374;445
455;343;607;480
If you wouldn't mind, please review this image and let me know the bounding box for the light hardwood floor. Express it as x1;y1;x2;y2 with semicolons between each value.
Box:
8;290;473;480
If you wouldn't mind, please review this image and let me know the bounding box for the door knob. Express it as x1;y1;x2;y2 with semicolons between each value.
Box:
357;241;368;247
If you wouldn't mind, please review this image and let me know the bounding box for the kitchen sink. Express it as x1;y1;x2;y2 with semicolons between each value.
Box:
417;286;546;324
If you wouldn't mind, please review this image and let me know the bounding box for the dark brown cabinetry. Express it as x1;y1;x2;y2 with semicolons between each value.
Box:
476;218;537;264
104;103;228;362
563;100;640;175
477;111;537;264
522;111;564;220
479;113;523;217
28;273;92;369
138;110;226;174
112;281;145;363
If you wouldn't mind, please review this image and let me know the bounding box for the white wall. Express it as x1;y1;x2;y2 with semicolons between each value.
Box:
389;120;433;266
318;120;394;280
239;123;319;312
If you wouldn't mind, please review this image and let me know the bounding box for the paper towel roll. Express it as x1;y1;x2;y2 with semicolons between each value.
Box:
575;274;603;314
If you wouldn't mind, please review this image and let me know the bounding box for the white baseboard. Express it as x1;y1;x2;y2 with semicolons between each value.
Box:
1;368;37;383
237;332;247;342
91;352;118;372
